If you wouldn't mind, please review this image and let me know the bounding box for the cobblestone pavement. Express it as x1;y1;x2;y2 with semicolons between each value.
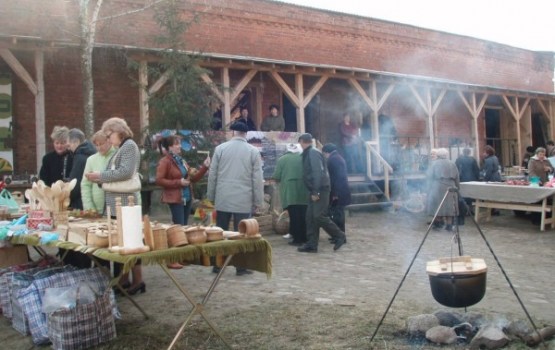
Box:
1;206;554;349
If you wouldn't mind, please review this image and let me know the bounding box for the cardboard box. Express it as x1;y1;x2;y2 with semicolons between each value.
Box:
0;245;29;268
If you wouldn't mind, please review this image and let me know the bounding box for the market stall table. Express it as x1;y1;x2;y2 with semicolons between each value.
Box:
10;234;272;349
459;181;555;231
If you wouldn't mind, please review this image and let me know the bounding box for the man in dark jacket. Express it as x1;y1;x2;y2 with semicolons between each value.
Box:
455;148;479;222
237;106;257;131
455;148;480;182
68;128;96;210
297;133;346;253
322;143;351;236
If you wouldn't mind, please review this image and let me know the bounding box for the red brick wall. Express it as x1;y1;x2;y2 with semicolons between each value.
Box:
4;48;142;173
1;0;552;92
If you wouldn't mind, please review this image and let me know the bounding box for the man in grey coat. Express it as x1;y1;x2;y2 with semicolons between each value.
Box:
207;120;264;275
297;133;346;253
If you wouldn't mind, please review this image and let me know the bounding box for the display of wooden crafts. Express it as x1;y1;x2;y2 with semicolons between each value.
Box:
26;179;76;213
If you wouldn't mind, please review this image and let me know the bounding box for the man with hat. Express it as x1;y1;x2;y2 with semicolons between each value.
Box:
322;143;351;239
207;120;264;275
297;133;347;253
273;143;309;246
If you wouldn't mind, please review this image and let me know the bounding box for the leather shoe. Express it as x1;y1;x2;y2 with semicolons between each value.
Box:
333;238;346;251
167;262;184;269
288;241;303;246
236;269;253;276
297;245;317;253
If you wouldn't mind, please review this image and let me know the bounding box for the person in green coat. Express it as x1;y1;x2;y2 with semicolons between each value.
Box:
80;131;116;214
273;143;309;245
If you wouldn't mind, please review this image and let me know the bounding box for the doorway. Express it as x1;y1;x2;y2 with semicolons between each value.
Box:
485;108;502;160
282;96;297;132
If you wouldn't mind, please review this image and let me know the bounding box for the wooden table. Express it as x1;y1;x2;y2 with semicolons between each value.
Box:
10;234;272;349
460;181;555;231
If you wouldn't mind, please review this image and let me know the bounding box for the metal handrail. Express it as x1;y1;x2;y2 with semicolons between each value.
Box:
365;141;393;200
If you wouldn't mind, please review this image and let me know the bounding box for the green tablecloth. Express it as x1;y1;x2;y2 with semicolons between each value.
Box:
10;235;272;277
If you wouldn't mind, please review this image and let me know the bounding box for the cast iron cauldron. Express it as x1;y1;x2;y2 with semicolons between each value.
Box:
426;256;487;308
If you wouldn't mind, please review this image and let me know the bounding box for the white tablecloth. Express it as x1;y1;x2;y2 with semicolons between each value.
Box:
459;182;555;204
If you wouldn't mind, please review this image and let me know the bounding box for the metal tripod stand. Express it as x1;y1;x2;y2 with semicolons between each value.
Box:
369;187;544;346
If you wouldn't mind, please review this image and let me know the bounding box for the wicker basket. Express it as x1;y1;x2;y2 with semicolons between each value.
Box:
238;218;259;236
87;233;109;248
273;211;289;235
185;226;207;244
152;225;168;250
205;226;224;241
166;225;188;247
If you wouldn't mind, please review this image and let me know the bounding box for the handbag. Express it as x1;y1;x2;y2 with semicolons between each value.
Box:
102;172;141;193
101;146;141;193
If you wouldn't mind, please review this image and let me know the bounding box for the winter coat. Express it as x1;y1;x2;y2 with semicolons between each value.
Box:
301;145;330;196
69;140;97;209
455;155;480;182
482;155;502;182
273;152;309;208
207;136;264;213
100;138;141;215
80;147;116;213
260;115;285;132
527;156;553;184
238;117;257;131
327;150;351;206
39;151;73;186
426;158;460;217
156;154;208;204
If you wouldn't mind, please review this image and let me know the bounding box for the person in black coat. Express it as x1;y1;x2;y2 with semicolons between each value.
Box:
237;106;257;131
39;126;73;186
455;148;480;222
68;128;96;210
455;148;480;182
322;143;351;236
297;134;346;253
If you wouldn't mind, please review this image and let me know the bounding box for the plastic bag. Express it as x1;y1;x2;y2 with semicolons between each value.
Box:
42;282;100;314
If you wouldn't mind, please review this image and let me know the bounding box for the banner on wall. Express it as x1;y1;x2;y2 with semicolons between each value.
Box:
0;74;13;174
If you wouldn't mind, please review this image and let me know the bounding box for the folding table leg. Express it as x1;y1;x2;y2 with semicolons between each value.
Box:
89;255;149;319
162;255;234;350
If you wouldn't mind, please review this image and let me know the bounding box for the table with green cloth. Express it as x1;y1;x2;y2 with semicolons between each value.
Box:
10;234;273;349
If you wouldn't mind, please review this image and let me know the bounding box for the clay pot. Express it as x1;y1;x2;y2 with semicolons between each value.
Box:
185;226;207;244
205;226;224;241
238;218;259;236
166;225;188;247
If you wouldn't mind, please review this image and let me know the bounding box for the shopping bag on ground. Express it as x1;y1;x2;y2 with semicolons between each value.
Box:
47;282;116;350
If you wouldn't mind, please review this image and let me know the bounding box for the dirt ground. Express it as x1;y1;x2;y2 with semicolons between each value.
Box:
2;205;555;349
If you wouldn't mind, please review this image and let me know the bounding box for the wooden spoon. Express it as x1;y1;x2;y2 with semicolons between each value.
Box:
51;182;62;213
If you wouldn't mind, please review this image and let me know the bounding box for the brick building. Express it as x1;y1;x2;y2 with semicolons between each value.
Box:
0;0;553;179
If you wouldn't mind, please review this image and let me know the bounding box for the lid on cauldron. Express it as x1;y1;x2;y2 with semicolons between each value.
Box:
426;256;487;276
